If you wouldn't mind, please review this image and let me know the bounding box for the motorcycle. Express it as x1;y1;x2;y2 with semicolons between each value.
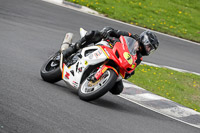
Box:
40;28;138;101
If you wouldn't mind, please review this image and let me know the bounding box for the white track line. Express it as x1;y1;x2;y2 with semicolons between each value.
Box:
44;0;200;45
59;0;200;46
142;61;200;76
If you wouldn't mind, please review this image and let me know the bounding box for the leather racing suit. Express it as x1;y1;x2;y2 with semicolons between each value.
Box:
63;27;143;95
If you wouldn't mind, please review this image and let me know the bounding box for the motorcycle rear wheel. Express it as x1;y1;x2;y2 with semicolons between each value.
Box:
40;51;62;83
78;69;117;101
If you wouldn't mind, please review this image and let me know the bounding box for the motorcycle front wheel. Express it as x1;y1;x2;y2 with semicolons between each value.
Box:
78;69;117;101
40;51;62;83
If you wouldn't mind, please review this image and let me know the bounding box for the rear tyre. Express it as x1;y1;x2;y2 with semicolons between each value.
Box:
40;51;62;83
78;69;117;101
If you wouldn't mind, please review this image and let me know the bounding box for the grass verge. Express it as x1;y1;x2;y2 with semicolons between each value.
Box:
127;64;200;112
67;0;200;42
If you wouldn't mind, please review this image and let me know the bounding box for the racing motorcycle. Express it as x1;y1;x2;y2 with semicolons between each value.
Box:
40;28;138;101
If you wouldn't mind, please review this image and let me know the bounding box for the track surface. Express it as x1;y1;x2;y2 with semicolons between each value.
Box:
0;0;199;132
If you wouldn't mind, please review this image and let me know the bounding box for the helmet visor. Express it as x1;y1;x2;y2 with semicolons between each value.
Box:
142;35;155;54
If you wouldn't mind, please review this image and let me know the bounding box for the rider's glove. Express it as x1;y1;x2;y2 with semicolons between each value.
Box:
100;26;114;40
100;30;109;40
75;41;81;50
75;37;87;49
131;34;140;41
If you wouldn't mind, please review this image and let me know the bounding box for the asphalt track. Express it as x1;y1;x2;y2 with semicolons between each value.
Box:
0;0;199;133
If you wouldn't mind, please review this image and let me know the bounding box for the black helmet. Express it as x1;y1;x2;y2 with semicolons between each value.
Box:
139;30;159;56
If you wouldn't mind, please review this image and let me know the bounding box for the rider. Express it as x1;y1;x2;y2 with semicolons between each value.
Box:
63;26;159;95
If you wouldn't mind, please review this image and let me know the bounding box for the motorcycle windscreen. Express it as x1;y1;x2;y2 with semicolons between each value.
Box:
123;36;139;55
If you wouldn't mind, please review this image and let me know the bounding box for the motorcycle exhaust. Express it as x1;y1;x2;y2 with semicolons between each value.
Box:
60;33;74;71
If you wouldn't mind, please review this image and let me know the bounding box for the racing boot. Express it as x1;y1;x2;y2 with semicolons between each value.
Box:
62;36;87;59
109;80;124;95
62;45;77;59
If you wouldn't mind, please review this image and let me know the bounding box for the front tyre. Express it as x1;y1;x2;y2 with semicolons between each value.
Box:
78;69;117;101
40;51;62;83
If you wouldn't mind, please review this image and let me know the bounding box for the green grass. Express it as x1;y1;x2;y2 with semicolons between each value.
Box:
67;0;200;42
127;64;200;112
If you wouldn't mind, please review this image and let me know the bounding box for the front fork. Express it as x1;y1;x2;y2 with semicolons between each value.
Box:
94;64;119;80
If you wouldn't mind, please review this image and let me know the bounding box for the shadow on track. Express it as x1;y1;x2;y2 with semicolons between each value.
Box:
39;78;174;121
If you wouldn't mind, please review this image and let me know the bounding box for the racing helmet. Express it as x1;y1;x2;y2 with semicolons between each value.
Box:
139;30;159;56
